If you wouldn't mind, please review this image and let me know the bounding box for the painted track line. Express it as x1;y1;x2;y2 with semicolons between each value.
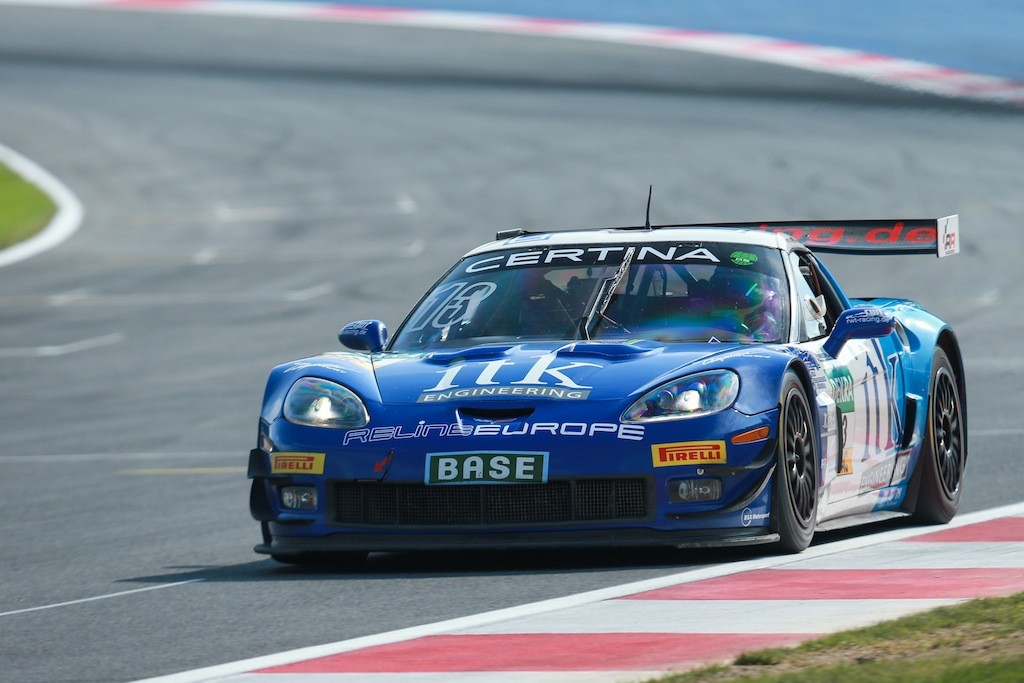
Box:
0;579;204;618
0;450;239;463
0;332;124;357
133;501;1024;683
0;141;83;269
1;0;1023;106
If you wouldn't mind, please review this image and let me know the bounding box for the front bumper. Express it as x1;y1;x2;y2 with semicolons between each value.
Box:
249;404;781;556
256;525;780;556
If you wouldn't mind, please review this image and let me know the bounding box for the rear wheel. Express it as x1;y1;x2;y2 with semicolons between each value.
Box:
773;372;818;553
912;348;965;524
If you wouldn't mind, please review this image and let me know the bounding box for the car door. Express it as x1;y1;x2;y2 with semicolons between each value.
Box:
789;251;906;505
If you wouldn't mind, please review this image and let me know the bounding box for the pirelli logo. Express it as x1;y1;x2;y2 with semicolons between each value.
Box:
651;441;727;467
271;452;326;475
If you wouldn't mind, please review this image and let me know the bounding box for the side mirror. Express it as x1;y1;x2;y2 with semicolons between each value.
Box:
822;307;896;358
805;294;827;321
339;320;387;353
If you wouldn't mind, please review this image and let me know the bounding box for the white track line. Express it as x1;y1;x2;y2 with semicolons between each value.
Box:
0;580;205;618
0;141;83;268
0;332;124;357
132;500;1024;683
0;451;239;463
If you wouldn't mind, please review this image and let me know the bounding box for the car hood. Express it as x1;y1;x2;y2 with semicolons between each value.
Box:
330;340;787;407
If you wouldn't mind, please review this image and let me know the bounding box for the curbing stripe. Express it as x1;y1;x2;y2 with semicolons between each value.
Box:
131;501;1024;683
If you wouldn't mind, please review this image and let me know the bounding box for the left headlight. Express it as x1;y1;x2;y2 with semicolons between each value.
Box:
283;378;369;428
623;370;739;423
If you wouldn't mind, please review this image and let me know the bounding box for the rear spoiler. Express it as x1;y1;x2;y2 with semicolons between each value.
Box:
496;214;959;258
689;215;960;258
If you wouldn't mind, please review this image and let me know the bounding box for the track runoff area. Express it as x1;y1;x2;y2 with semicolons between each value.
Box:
1;0;1023;107
137;502;1024;682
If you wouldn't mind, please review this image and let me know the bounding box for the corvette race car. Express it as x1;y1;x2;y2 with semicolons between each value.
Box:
249;216;966;563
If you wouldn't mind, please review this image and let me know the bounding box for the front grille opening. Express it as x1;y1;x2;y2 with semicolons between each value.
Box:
456;406;536;421
335;479;646;526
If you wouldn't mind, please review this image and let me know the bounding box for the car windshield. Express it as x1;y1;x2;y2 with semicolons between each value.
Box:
390;241;790;351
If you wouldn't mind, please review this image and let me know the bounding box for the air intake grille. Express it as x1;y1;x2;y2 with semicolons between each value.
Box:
335;479;646;526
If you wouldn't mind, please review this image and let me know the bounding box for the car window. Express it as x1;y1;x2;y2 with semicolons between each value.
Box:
789;251;829;341
802;253;847;327
390;242;790;351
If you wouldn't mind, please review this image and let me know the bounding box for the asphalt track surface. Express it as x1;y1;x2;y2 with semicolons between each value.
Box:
0;5;1023;682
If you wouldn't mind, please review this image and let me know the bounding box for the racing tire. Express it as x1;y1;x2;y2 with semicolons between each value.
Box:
772;372;818;553
911;348;965;524
271;551;369;568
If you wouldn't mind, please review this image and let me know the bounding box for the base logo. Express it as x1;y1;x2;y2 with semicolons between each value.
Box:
271;452;326;475
425;451;548;485
652;441;727;467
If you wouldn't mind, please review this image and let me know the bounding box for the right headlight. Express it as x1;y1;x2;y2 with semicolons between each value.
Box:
283;377;369;428
622;370;739;423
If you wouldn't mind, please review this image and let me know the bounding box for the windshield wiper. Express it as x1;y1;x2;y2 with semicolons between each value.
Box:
578;246;636;340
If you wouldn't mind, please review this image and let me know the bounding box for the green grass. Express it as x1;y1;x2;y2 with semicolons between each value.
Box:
0;161;57;250
648;592;1024;683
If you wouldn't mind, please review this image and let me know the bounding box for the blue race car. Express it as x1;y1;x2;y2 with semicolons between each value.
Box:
249;216;966;563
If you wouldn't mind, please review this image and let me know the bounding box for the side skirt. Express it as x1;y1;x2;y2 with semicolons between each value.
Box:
816;510;911;532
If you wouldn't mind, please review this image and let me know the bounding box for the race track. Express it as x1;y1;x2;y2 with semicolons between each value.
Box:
1;5;1022;681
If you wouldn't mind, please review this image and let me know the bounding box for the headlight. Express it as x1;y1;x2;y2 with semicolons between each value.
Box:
283;378;369;428
623;370;739;423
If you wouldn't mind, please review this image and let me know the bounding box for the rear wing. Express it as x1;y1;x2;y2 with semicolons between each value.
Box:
671;215;960;258
496;215;960;258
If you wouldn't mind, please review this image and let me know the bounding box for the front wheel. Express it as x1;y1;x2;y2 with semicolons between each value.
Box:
772;372;818;553
911;348;966;524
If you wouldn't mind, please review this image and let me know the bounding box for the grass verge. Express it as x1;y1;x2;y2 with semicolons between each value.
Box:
647;591;1024;683
0;161;57;250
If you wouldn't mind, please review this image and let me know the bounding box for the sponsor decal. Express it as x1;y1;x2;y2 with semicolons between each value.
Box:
939;215;959;257
419;354;600;403
860;458;896;490
891;450;911;484
826;366;856;413
373;453;393;474
730;250;758;266
875;487;903;505
698;350;773;366
652;441;727;467
425;451;548;485
406;281;498;333
464;245;720;273
741;507;771;527
283;362;350;374
837;451;853;476
270;452;325;475
844;309;892;325
756;221;937;249
419;385;589;402
343;421;645;446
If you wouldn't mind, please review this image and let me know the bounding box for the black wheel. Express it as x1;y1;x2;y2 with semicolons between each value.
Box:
772;372;818;553
912;348;965;524
271;551;369;568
